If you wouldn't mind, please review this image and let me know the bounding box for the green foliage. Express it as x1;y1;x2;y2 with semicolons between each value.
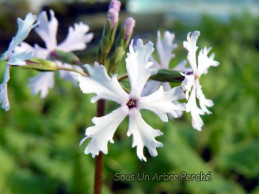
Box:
0;13;258;193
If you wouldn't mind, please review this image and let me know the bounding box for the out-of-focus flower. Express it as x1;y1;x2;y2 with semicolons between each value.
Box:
18;10;93;98
182;31;219;130
78;39;185;161
0;13;38;111
142;31;188;96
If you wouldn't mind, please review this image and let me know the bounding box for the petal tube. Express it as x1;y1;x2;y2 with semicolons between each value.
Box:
80;106;128;157
58;22;94;52
28;72;55;98
77;62;129;104
35;10;58;50
126;39;157;98
127;109;163;161
139;86;185;122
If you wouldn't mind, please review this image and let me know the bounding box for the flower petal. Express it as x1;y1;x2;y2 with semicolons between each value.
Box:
35;10;58;50
28;72;54;98
58;22;93;52
8;50;33;66
127;109;163;161
77;62;128;104
172;60;192;72
139;86;185;122
195;80;214;114
0;65;10;111
183;31;200;72
126;39;157;98
2;13;38;61
141;80;161;96
181;74;195;99
186;85;204;131
80;106;128;157
197;47;219;76
156;31;177;69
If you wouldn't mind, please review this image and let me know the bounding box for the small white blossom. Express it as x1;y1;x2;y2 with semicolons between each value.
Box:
78;39;185;161
18;10;94;98
0;13;38;111
182;31;219;130
142;31;188;96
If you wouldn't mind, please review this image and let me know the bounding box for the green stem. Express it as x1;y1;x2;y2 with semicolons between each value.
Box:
57;67;88;77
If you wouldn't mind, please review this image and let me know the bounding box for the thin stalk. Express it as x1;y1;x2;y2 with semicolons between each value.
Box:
94;99;105;194
57;67;88;77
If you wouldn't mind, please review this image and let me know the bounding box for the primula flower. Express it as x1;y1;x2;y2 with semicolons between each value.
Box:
18;10;93;98
182;31;219;130
142;31;188;96
0;13;38;110
77;39;185;161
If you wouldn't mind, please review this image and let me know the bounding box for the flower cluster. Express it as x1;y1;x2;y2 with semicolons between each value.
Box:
0;0;219;161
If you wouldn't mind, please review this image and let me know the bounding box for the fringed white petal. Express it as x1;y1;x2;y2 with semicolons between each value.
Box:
0;65;10;111
35;10;58;50
126;39;157;98
186;85;204;131
197;47;220;76
127;109;163;161
139;86;185;122
80;106;128;157
28;72;55;98
195;80;214;114
181;74;195;99
8;50;33;66
77;62;128;104
1;13;37;62
156;31;177;69
183;31;200;72
58;22;94;52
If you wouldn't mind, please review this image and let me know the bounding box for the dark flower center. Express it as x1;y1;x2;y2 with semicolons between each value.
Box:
127;98;137;109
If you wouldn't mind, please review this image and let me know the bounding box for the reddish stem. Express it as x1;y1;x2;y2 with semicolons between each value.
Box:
94;99;105;194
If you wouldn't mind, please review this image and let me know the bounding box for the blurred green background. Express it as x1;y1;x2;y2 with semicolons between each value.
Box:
0;0;258;193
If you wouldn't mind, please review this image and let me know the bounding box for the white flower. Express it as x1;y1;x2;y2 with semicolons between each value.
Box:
0;13;38;111
182;31;219;130
142;30;189;96
77;39;185;161
18;10;94;98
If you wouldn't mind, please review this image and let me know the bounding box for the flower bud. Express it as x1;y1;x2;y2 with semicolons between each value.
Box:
23;57;58;71
97;0;121;63
108;17;136;73
109;0;121;13
150;69;185;82
124;17;135;41
107;9;119;29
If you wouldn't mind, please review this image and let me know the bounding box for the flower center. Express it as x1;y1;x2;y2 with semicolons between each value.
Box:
195;74;200;79
127;98;137;109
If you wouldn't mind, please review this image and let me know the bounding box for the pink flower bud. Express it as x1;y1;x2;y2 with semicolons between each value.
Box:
124;17;136;40
109;0;121;13
107;9;119;29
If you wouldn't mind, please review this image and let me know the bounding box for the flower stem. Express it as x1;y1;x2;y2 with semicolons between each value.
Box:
57;67;88;77
94;99;105;194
